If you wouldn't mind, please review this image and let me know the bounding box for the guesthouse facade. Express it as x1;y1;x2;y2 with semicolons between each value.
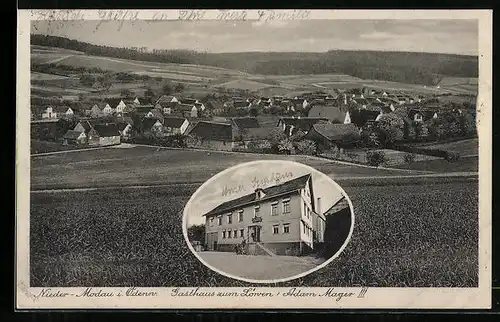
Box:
203;174;326;256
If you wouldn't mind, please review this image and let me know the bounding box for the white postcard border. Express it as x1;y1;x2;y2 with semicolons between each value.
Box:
16;9;492;309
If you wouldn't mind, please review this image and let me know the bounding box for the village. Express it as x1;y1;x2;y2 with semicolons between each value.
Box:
31;84;477;167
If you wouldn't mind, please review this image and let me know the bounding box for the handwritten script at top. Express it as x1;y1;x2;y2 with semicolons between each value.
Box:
221;171;294;197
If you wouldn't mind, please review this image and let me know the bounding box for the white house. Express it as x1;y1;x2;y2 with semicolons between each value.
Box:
344;111;351;124
115;100;127;114
41;106;57;119
413;112;424;122
133;97;141;105
163;117;190;135
102;104;114;115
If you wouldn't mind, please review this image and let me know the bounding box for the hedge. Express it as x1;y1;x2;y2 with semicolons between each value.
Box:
393;144;461;161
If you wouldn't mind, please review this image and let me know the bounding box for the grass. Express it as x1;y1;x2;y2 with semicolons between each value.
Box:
30;179;478;287
415;138;478;156
394;156;478;173
30;146;422;190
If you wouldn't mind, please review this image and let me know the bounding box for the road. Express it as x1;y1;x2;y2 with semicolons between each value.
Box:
198;251;324;281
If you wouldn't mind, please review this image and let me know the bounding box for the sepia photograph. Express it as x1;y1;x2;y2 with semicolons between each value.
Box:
16;9;492;309
184;161;353;282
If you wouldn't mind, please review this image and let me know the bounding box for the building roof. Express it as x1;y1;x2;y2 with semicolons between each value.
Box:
203;174;312;217
324;196;349;215
242;127;277;141
187;121;232;142
76;120;94;133
308;123;360;142
180;98;197;105
156;95;177;104
105;98;124;108
163;116;187;128
92;123;120;137
142;118;162;131
233;100;251;108
277;117;328;132
63;130;84;140
176;103;196;112
116;122;130;131
308;106;346;123
232;117;260;129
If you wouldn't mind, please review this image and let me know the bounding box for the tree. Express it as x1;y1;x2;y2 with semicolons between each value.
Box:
161;81;173;95
79;73;95;86
174;83;185;93
249;107;259;117
187;224;205;245
294;139;317;155
144;87;155;100
121;89;133;98
376;113;404;146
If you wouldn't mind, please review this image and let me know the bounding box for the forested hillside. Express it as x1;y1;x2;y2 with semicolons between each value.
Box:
31;34;478;86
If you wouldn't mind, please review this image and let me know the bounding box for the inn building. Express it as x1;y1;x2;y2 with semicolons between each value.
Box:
203;174;326;256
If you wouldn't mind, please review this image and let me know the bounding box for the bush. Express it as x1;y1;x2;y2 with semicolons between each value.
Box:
403;153;416;165
294;140;317;155
366;150;387;167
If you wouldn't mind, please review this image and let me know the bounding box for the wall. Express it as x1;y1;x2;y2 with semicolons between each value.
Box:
99;136;121;146
205;192;304;249
192;140;233;151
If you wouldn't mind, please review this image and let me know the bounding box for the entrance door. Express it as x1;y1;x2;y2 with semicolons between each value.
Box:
250;226;261;242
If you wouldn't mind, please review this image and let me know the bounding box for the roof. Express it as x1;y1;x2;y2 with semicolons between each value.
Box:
242;127;277;141
187;121;232;142
180;98;197;105
63;130;84;139
308;106;346;123
156;95;177;104
176;103;196;112
105;98;124;108
308;123;360;142
76;120;93;133
203;174;312;217
232;117;260;129
324;196;349;215
233;100;251;108
163;116;187;128
92;123;120;137
116;122;131;131
277;117;328;131
142;118;162;130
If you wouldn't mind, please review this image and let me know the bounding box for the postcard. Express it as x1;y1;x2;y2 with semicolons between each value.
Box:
16;9;492;309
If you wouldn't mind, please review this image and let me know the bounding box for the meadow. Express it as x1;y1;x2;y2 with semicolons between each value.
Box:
30;178;478;287
30;146;423;190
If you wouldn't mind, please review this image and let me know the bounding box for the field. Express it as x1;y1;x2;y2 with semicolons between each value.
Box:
394;156;478;173
416;138;478;156
30;178;478;287
30;146;425;190
31;46;461;97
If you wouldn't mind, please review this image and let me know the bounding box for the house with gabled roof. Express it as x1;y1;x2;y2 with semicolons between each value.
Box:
156;95;179;105
176;103;198;118
276;117;329;136
145;109;164;122
63;130;86;146
304;123;360;149
163;116;190;136
141;118;164;136
185;121;233;151
203;173;326;256
92;123;121;146
307;105;347;124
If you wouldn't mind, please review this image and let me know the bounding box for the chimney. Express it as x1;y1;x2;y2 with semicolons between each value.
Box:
316;197;322;216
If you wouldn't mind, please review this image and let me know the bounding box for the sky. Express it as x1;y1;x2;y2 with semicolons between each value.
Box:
184;161;345;227
31;19;478;55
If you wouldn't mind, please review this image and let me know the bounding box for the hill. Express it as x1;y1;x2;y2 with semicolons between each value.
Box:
31;34;478;86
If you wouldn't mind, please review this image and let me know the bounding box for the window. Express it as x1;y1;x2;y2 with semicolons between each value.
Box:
227;230;232;238
234;230;238;238
302;221;306;233
273;225;279;235
238;210;244;222
217;216;222;225
254;206;260;216
283;223;290;234
283;200;290;214
227;214;232;224
209;217;214;227
271;202;278;216
222;230;226;239
240;229;244;238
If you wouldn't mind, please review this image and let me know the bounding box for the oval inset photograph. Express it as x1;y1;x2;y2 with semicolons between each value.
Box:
183;160;354;283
